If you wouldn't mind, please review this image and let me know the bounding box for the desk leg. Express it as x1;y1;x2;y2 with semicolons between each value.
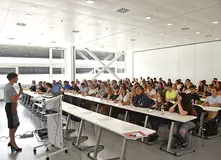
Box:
124;111;128;121
64;114;71;139
76;119;84;147
93;127;102;159
24;94;27;106
198;112;206;136
142;115;149;142
167;121;174;151
120;137;127;160
96;104;100;113
109;107;112;117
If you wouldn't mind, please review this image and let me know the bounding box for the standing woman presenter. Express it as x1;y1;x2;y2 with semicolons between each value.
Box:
4;72;23;152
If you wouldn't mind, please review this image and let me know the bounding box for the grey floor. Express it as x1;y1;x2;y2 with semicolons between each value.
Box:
0;102;221;160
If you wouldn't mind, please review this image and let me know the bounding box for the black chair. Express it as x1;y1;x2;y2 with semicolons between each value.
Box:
193;105;207;146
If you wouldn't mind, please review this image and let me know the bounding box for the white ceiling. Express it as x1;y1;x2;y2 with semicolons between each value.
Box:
0;0;221;52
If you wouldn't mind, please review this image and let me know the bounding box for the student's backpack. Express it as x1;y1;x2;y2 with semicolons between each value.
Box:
172;135;183;149
203;119;218;137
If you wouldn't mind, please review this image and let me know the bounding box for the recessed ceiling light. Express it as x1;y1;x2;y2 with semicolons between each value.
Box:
167;23;172;26
145;17;151;20
213;21;219;24
160;33;163;35
30;6;38;9
99;19;103;22
196;32;200;34
205;35;212;37
184;38;188;41
25;13;32;16
86;0;94;4
148;36;152;38
215;38;220;40
172;41;176;43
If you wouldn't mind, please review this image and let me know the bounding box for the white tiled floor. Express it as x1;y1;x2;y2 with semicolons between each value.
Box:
0;101;221;160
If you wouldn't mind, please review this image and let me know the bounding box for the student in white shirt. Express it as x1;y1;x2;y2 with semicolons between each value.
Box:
116;85;131;105
202;87;221;119
87;84;97;96
112;85;131;118
146;83;156;99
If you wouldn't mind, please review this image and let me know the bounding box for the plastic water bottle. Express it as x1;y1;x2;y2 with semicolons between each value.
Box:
161;105;164;115
42;99;46;114
191;99;194;105
168;98;170;102
84;92;86;97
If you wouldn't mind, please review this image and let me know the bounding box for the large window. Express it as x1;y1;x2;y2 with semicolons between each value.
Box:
53;68;65;74
52;50;64;59
0;45;49;58
19;67;49;74
0;68;16;75
76;68;94;74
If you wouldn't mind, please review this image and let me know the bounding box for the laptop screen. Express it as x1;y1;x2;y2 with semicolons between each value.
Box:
51;83;61;95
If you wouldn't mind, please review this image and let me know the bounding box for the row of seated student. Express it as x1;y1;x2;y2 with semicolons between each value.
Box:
28;77;221;146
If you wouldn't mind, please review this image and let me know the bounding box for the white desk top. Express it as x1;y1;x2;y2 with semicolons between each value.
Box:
198;105;221;112
62;102;155;140
200;98;207;102
64;92;196;123
23;90;42;98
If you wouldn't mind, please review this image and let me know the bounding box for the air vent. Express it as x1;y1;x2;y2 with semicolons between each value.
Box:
6;37;15;40
16;23;27;27
205;35;212;37
51;41;56;43
72;30;80;33
130;39;136;41
181;27;190;31
116;8;130;14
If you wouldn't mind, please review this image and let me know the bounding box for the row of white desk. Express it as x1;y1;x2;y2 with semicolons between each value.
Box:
23;90;221;157
64;92;197;156
22;91;156;160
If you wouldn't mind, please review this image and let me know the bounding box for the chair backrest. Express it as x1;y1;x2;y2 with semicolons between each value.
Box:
193;105;203;121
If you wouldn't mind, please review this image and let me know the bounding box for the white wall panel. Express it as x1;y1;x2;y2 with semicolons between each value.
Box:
134;41;221;84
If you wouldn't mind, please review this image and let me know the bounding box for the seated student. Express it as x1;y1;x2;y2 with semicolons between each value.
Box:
111;80;120;96
100;86;116;115
79;83;88;94
203;84;213;97
215;81;221;91
130;86;154;126
111;85;131;118
93;79;100;90
71;81;80;92
45;82;52;93
172;84;180;95
167;78;173;86
202;87;221;119
63;81;72;90
165;84;177;101
36;81;47;93
29;80;36;92
183;79;191;93
188;85;200;104
197;81;206;94
146;83;156;99
87;84;97;96
148;92;170;142
96;82;107;98
169;93;196;148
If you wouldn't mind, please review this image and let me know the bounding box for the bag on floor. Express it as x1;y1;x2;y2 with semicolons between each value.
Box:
172;135;183;149
203;120;218;137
